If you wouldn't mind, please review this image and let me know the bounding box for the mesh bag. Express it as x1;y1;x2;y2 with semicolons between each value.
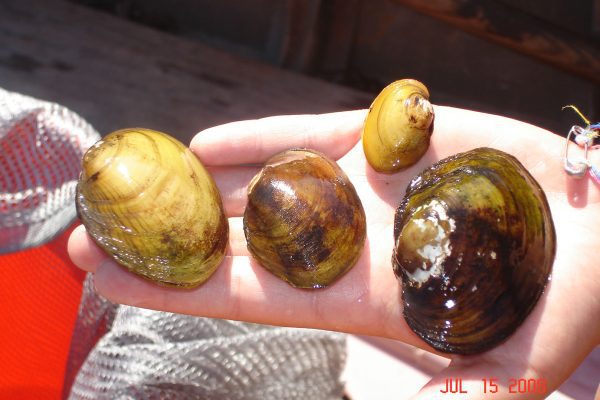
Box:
65;275;346;400
0;88;347;399
0;88;100;253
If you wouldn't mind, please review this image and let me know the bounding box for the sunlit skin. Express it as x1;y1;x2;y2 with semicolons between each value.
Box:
69;106;600;399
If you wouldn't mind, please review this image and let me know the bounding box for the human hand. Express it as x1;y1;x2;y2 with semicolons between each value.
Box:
69;106;600;399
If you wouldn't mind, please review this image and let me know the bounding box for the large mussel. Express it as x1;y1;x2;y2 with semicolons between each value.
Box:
393;147;555;354
362;79;434;173
76;128;228;288
243;149;366;288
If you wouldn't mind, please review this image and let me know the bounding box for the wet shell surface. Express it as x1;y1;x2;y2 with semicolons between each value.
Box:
362;79;434;173
392;147;555;354
76;128;228;288
243;149;366;289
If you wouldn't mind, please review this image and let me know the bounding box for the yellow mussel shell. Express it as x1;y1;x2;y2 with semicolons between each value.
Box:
362;79;434;173
76;128;228;288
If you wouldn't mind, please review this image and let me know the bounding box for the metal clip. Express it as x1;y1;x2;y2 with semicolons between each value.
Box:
562;105;599;180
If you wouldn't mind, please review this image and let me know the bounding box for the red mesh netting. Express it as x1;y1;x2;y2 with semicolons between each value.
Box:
0;88;100;398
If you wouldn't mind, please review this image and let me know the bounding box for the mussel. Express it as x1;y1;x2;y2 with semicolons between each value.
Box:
392;148;555;354
243;149;366;288
76;128;228;288
362;79;434;173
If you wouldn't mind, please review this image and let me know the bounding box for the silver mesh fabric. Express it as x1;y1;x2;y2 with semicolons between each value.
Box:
66;275;347;400
0;88;101;253
0;89;348;398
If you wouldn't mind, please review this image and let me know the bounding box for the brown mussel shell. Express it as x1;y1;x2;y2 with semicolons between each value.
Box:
392;147;555;354
362;79;434;173
76;128;228;288
243;149;366;289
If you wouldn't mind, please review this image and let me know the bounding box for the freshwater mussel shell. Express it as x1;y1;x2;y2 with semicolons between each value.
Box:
243;149;366;289
76;128;228;288
392;147;555;354
362;79;434;173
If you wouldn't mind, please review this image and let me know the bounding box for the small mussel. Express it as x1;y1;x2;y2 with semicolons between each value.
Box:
243;149;366;288
76;128;228;288
362;79;434;173
392;148;555;354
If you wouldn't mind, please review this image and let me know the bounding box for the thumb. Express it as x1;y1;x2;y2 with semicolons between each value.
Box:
411;357;550;400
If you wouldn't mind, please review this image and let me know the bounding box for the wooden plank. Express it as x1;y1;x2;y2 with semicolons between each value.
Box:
272;0;323;70
594;0;600;36
0;0;372;144
497;0;594;37
311;0;362;78
391;0;600;85
351;0;598;134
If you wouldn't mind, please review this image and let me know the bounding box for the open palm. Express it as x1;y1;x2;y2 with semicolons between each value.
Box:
69;106;600;399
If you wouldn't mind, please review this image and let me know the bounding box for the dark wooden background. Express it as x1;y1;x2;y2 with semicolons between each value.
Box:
69;0;599;136
0;0;372;144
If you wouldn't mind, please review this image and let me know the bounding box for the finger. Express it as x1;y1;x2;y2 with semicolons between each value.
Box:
209;166;258;217
90;236;429;349
228;217;249;256
430;106;564;168
433;106;595;202
191;110;366;166
68;217;251;273
93;255;399;339
68;224;106;273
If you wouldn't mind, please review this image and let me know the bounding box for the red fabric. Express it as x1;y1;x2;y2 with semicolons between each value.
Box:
0;224;85;400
